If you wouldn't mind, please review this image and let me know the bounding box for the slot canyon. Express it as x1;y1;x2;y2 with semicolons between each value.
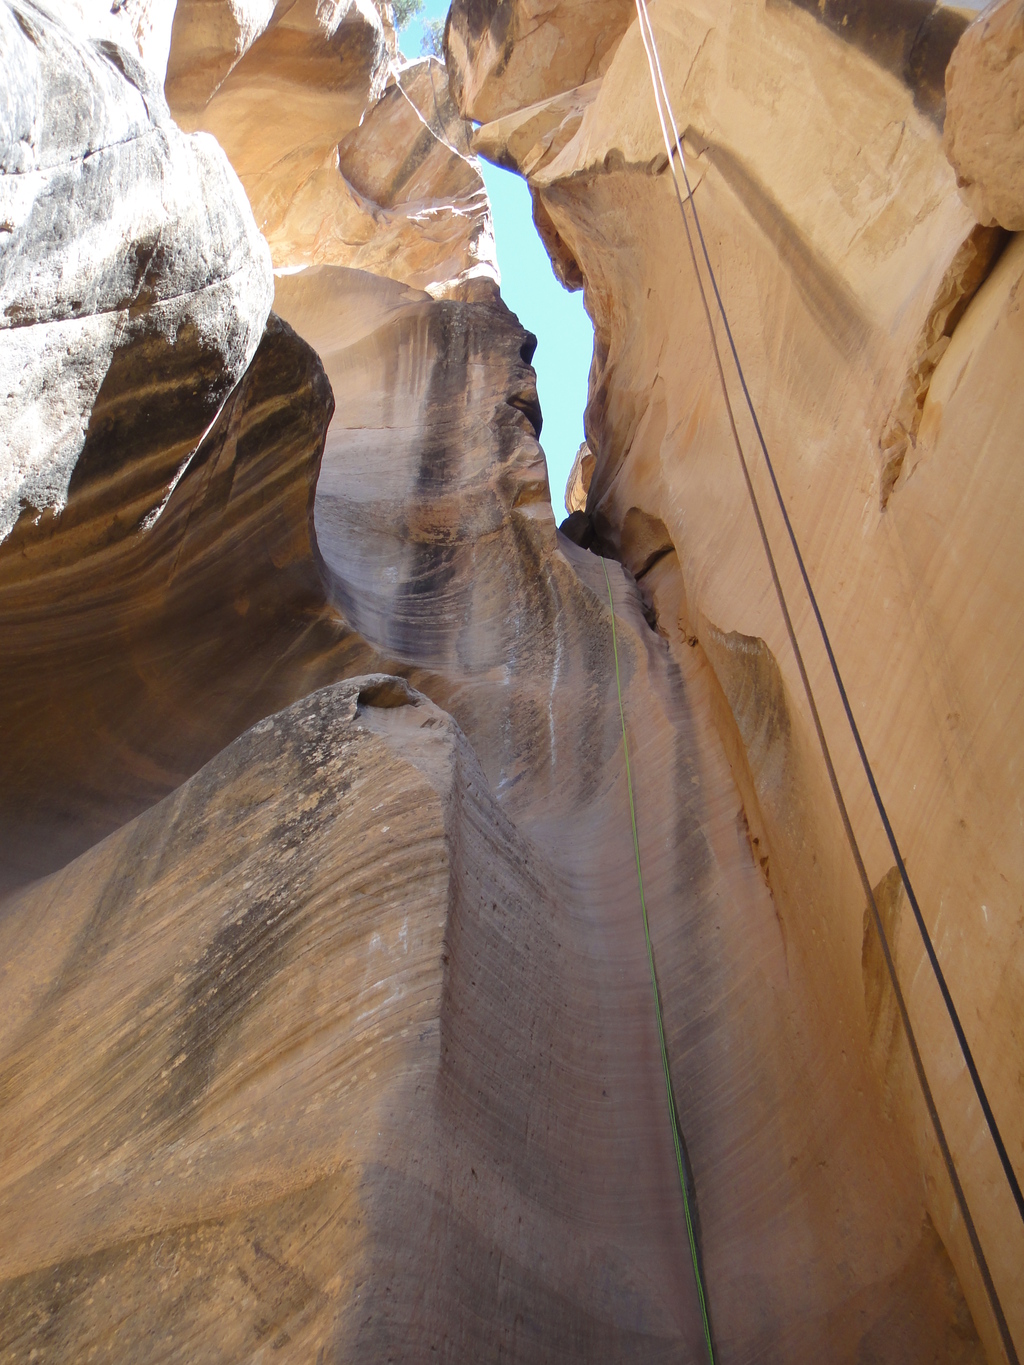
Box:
1;0;1022;1360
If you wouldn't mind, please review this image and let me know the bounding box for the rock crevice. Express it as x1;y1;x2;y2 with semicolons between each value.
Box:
0;0;1021;1361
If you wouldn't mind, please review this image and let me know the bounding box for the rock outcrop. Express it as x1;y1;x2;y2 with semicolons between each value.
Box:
0;0;271;545
0;0;356;889
1;0;1022;1361
0;676;709;1361
164;0;495;294
946;0;1024;230
450;0;1024;1360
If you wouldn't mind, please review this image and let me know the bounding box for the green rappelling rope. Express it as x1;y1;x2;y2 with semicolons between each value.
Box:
602;555;717;1365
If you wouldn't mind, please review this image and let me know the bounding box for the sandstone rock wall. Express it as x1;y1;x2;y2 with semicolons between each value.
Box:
449;0;1024;1359
0;3;765;1357
0;0;272;544
1;0;1021;1360
163;0;495;294
946;0;1024;230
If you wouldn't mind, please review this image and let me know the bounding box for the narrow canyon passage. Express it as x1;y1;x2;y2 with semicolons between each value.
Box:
1;0;1022;1362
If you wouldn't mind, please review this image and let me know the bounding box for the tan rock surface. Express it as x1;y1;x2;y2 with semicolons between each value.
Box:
455;0;1024;1358
945;0;1024;230
0;0;362;893
274;261;987;1364
164;2;495;293
164;0;277;115
3;0;1022;1359
325;57;496;294
564;440;595;513
167;1;390;250
446;0;635;124
0;310;373;893
0;675;714;1362
4;682;704;1365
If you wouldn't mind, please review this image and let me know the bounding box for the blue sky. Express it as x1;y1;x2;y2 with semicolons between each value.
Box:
397;2;594;519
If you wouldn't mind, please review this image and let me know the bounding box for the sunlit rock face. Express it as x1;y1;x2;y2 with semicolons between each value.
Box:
164;0;496;294
274;259;983;1365
451;0;1024;1360
945;0;1024;230
0;1;787;1357
166;0;390;259
0;0;352;889
0;3;793;1350
2;0;1020;1361
0;0;272;545
446;0;635;122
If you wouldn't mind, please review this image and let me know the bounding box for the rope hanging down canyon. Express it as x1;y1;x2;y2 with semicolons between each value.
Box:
631;2;1020;1359
602;556;717;1365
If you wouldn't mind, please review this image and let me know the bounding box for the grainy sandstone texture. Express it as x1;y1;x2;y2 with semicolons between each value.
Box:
946;0;1024;229
0;0;1021;1362
0;676;706;1361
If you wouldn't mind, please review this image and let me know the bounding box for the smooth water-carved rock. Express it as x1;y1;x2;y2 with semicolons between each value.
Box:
2;0;1021;1359
275;254;987;1364
331;58;497;294
0;1;387;896
1;9;766;1355
446;0;635;124
454;0;1024;1358
165;0;280;116
1;678;624;1361
0;311;375;893
166;0;390;261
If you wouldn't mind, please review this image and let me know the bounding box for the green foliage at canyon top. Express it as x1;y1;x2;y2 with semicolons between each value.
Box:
421;18;444;55
392;0;424;28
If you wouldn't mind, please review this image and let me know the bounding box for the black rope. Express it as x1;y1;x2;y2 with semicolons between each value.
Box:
670;117;1024;1237
632;3;1021;1358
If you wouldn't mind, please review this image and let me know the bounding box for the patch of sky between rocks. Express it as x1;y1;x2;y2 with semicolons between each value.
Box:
394;0;595;520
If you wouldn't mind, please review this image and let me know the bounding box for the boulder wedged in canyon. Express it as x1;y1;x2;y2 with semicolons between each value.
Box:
945;0;1024;231
163;0;389;123
328;57;496;294
451;0;1024;1359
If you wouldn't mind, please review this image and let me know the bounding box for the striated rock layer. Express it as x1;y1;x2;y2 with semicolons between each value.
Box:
1;0;1021;1362
1;7;741;1357
0;676;703;1361
450;0;1024;1360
